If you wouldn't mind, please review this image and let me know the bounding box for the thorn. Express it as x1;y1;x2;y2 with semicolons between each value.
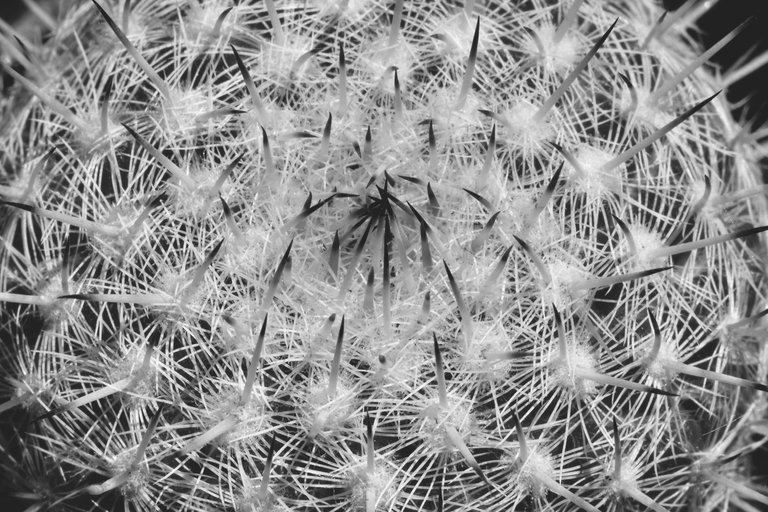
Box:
363;126;373;163
421;291;431;320
100;80;111;134
328;315;345;398
365;410;375;473
553;0;586;45
427;183;440;217
640;9;668;50
570;266;671;291
647;224;768;260
444;425;492;486
647;310;662;362
479;123;496;185
179;417;237;454
318;112;332;160
220;195;244;244
181;239;223;305
393;69;403;118
725;307;768;330
428;119;436;170
290;193;338;229
577;368;677;396
470;211;500;253
723;40;768;88
664;175;711;247
478;109;506;125
611;214;637;257
193;107;245;124
528;29;546;59
621;485;672;512
0;64;87;132
37;343;154;423
537;472;601;512
513;236;552;284
650;20;749;103
480;245;512;294
456;16;480;109
285;130;316;140
122;0;131;33
260;433;277;501
132;405;163;465
0;147;51;201
338;41;347;116
462;188;493;211
264;0;285;44
484;350;528;360
533;18;618;123
260;126;276;180
552;305;568;361
122;124;194;188
316;314;337;344
363;267;375;315
530;162;563;220
262;238;294;309
420;222;433;273
211;7;233;38
290;47;319;78
511;412;528;460
19;0;54;30
56;292;171;305
707;471;768;508
464;0;475;19
338;220;373;301
672;362;768;393
433;333;448;408
443;261;473;351
618;73;638;113
0;199;123;238
231;44;266;120
33;376;130;422
599;91;721;174
91;0;170;100
242;314;268;405
0;292;54;306
612;418;622;479
382;217;392;336
61;232;77;295
86;405;162;495
329;231;340;277
213;152;247;197
407;202;431;233
550;141;586;177
388;0;405;47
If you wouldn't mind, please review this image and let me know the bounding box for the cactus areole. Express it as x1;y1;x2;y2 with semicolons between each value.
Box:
1;1;768;511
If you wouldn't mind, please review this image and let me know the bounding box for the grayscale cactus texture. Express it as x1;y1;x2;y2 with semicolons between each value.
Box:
2;0;768;511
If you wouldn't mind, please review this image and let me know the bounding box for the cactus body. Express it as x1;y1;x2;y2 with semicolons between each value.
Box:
1;1;768;511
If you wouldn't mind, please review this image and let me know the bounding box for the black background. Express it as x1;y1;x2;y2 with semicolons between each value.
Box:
0;0;26;24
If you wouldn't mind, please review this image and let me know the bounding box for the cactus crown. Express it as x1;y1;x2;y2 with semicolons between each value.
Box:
1;0;768;511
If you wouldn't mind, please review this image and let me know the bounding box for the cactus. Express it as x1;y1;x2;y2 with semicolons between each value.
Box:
2;0;768;510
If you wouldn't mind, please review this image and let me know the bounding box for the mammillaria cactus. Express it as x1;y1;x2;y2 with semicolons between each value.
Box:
2;0;768;510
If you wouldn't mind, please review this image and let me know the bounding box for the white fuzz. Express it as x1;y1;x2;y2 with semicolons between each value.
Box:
527;23;582;73
517;448;556;498
420;391;476;452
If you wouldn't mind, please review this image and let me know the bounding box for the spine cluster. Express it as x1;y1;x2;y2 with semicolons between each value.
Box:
1;1;768;511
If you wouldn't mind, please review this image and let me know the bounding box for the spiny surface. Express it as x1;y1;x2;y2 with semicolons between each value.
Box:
1;1;768;511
